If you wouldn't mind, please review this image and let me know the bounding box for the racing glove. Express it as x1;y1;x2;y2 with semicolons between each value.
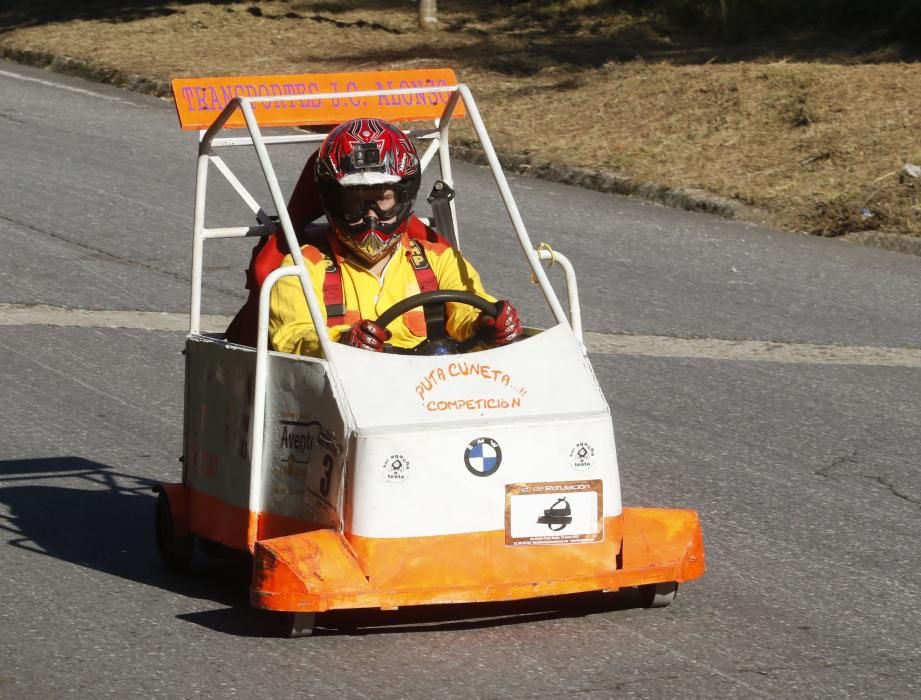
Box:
474;300;522;346
341;319;391;352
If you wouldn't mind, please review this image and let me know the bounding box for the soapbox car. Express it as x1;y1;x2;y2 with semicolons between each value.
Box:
156;68;705;636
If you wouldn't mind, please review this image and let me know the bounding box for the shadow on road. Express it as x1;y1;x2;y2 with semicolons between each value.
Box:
0;455;650;638
181;589;646;638
0;456;250;606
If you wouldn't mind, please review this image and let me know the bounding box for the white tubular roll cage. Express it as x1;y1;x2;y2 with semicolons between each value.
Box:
189;81;584;352
184;79;585;547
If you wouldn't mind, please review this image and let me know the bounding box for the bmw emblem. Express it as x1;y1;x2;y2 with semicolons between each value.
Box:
464;437;502;477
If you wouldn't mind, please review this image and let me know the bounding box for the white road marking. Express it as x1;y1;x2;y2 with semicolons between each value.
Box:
0;68;138;105
582;331;921;367
3;303;921;367
0;303;228;332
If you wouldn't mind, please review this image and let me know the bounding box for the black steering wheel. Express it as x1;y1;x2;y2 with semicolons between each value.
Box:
374;290;499;355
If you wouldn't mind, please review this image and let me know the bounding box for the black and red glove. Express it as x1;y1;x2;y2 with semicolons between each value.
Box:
341;319;391;352
475;300;522;346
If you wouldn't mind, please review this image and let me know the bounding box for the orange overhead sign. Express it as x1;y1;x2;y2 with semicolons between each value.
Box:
171;68;463;131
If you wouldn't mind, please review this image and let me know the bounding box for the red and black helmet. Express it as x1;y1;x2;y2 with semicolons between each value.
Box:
315;118;421;265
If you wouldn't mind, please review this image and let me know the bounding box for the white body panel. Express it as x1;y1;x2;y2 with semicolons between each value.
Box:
328;324;607;430
262;351;348;527
326;324;622;538
183;339;254;509
345;415;619;538
184;324;623;542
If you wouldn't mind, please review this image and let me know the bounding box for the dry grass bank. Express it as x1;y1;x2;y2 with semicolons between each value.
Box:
3;0;921;242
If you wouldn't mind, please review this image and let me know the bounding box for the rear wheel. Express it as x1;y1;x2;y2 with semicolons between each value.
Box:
199;537;249;562
155;490;194;572
639;581;678;608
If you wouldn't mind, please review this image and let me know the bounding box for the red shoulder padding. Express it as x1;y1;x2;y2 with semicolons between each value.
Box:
248;234;283;291
406;216;450;247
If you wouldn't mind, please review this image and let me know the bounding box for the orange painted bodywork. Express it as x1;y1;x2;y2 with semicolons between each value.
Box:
179;486;326;552
172;68;464;130
161;482;705;612
250;509;706;613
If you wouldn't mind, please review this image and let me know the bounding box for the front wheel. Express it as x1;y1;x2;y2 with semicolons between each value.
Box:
638;581;678;608
155;490;194;572
281;612;316;638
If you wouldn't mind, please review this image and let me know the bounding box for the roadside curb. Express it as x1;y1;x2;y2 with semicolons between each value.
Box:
452;141;745;219
1;45;171;98
842;230;921;256
1;45;748;222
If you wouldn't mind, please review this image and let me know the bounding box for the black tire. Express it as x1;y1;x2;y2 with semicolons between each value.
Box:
638;581;678;608
155;490;194;572
199;537;248;562
281;612;316;638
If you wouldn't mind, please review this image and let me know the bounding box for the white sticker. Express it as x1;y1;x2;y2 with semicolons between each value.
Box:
381;454;411;483
505;480;603;545
569;442;595;471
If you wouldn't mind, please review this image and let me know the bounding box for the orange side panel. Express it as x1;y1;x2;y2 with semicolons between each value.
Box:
187;489;250;550
186;488;329;552
172;68;464;130
621;507;706;582
251;508;706;613
252;529;372;612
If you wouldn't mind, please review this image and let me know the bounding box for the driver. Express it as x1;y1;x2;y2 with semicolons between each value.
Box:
269;118;522;356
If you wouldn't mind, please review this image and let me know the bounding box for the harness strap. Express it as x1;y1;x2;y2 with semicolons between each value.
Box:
407;239;439;293
322;253;347;325
310;238;347;326
406;239;444;338
426;180;457;248
320;239;440;329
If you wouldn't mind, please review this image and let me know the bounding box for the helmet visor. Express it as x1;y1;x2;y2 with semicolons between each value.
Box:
335;186;405;223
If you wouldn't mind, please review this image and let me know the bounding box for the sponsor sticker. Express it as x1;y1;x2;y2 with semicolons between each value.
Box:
505;480;603;546
569;441;596;471
271;419;342;525
381;454;411;483
464;437;502;477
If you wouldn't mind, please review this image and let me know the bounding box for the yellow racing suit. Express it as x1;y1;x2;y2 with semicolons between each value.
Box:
269;232;496;356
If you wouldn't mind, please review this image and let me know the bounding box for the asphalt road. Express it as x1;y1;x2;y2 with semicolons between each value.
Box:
2;61;921;699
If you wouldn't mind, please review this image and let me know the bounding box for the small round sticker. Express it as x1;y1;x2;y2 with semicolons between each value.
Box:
569;442;595;471
464;437;502;477
381;454;411;483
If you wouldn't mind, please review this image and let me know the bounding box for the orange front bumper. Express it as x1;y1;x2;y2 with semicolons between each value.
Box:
250;507;706;613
